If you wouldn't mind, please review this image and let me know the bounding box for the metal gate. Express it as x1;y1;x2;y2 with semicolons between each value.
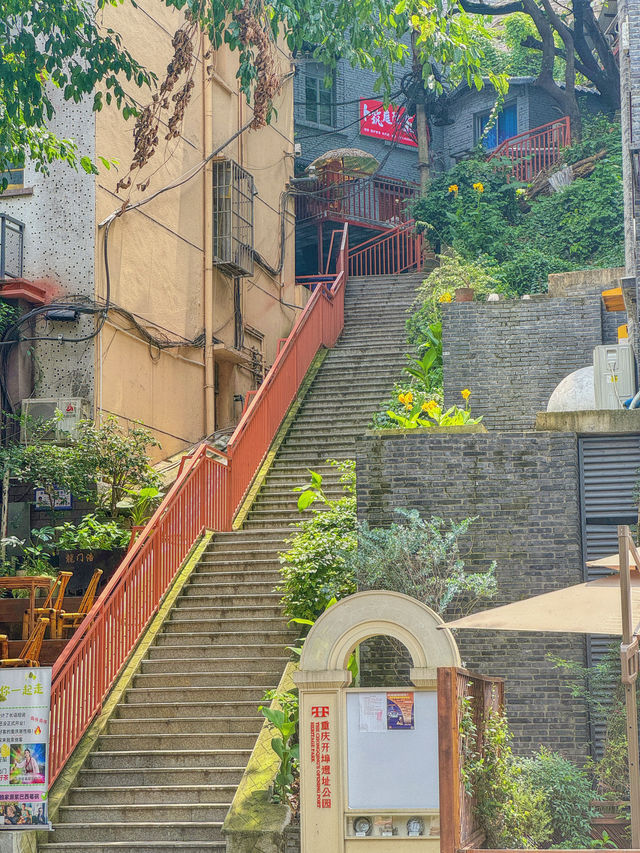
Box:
579;434;640;754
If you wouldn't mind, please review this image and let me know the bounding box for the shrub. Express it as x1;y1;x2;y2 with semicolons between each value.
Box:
278;461;357;621
517;747;596;846
350;509;496;618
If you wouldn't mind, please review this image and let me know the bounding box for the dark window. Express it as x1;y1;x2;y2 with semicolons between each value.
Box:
0;164;24;192
304;63;336;128
475;102;518;149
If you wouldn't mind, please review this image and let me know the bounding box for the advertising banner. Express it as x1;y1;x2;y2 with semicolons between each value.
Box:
0;668;51;828
359;100;418;147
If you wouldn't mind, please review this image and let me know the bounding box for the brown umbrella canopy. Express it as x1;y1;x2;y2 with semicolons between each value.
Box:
306;148;380;176
443;573;640;636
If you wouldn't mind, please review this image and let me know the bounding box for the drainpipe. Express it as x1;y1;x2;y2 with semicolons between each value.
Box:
203;35;216;435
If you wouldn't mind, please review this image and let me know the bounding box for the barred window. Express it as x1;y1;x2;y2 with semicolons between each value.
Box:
212;159;254;278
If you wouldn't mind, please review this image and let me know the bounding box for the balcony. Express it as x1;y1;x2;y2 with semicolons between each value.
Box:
294;170;418;230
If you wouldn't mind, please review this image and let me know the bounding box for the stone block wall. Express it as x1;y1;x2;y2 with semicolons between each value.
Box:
442;295;603;431
355;430;591;763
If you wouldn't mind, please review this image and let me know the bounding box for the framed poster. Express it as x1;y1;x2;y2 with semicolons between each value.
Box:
0;668;51;829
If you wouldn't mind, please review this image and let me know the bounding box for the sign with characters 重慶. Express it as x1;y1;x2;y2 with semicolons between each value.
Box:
0;668;51;829
359;100;418;147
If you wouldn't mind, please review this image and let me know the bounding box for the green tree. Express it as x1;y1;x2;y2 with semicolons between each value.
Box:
2;0;507;190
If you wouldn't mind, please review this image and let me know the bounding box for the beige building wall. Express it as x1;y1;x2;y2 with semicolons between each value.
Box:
94;0;299;459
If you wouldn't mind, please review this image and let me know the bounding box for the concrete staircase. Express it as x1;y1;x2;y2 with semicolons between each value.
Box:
40;272;424;853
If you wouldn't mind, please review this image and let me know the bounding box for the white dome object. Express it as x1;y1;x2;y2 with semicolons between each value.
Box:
547;366;595;412
487;293;500;302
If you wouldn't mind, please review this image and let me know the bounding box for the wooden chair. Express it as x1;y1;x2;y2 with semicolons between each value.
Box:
57;568;103;637
22;571;73;640
0;618;49;667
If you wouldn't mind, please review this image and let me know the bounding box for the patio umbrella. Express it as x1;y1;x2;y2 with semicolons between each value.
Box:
306;148;380;176
443;526;640;846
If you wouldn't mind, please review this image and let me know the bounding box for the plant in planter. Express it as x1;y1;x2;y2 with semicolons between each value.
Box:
382;389;483;430
259;687;299;803
55;514;129;594
117;486;164;528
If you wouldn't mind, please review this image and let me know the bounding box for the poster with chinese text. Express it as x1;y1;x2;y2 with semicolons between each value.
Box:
386;691;415;730
0;668;51;828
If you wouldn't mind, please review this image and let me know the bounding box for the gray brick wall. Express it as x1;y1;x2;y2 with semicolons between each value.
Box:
547;267;626;344
442;295;603;431
355;430;590;763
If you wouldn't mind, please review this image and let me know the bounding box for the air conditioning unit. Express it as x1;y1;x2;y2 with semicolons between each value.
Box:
20;398;91;444
593;345;636;410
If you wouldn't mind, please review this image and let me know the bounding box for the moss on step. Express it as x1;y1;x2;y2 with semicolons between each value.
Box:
233;349;329;530
223;660;297;850
42;531;214;835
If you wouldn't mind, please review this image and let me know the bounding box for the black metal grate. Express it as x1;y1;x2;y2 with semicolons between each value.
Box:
0;213;24;280
212;159;254;277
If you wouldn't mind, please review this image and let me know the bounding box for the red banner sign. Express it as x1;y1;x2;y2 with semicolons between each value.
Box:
310;706;332;808
359;100;418;147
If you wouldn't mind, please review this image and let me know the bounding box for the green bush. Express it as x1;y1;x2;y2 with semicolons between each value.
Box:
517;747;596;846
278;461;357;621
351;510;497;618
412;117;624;296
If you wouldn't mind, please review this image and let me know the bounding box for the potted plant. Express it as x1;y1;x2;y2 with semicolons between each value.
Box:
56;514;129;595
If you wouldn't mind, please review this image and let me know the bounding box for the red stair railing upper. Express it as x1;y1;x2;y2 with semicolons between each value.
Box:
488;117;571;182
48;223;349;785
348;220;423;278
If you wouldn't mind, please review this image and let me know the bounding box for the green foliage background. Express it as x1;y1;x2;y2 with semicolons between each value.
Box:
413;117;624;296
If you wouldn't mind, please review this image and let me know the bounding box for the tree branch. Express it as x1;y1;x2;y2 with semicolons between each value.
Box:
459;0;525;14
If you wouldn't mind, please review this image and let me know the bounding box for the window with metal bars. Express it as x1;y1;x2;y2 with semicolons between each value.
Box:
212;158;254;277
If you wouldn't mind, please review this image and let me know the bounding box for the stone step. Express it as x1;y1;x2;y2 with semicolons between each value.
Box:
44;821;224;843
175;593;282;608
76;766;244;787
154;630;295;648
58;803;229;824
68;784;237;806
132;670;281;689
123;685;271;705
96;731;260;751
167;605;286;621
114;699;261;720
147;642;288;660
163;616;290;633
88;748;251;770
140;655;287;674
184;580;279;594
107;715;262;736
188;571;280;585
40;844;224;853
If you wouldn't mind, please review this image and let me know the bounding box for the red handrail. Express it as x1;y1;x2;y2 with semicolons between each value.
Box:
348;220;423;278
48;224;349;785
488;117;571;182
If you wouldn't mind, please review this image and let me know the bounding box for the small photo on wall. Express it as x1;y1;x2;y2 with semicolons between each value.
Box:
9;744;45;786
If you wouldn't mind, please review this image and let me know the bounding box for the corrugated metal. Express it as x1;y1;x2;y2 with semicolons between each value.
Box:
579;434;640;755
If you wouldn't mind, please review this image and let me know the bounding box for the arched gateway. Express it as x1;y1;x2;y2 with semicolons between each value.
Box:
294;591;460;852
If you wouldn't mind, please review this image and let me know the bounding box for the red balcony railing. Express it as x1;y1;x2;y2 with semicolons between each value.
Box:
488;117;571;182
49;224;349;786
348;220;423;278
295;170;418;227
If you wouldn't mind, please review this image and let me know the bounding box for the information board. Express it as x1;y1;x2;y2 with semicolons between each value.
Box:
0;668;51;828
346;690;438;810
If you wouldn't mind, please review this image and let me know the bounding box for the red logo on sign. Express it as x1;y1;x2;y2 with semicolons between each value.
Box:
311;706;330;718
359;100;418;147
66;405;74;412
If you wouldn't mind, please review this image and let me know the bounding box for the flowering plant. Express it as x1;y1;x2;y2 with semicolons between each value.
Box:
384;390;482;429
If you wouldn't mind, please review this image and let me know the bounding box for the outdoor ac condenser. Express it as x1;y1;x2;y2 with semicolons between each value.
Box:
593;344;636;410
20;398;91;444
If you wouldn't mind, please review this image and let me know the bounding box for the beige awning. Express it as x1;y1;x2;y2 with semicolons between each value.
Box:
444;574;640;636
587;550;640;571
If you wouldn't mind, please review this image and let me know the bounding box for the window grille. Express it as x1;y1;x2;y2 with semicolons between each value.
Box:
212;158;254;277
0;213;24;280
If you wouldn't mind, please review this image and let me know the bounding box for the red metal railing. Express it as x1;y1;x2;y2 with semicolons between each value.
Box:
488;117;571;182
348;220;423;277
295;170;417;226
49;224;349;784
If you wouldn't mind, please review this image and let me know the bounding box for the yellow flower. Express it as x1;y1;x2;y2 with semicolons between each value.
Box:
473;182;484;193
404;392;413;404
461;388;471;401
398;393;406;404
423;400;439;415
448;184;459;194
439;292;452;303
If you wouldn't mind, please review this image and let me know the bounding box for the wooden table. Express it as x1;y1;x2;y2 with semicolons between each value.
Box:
0;576;53;639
